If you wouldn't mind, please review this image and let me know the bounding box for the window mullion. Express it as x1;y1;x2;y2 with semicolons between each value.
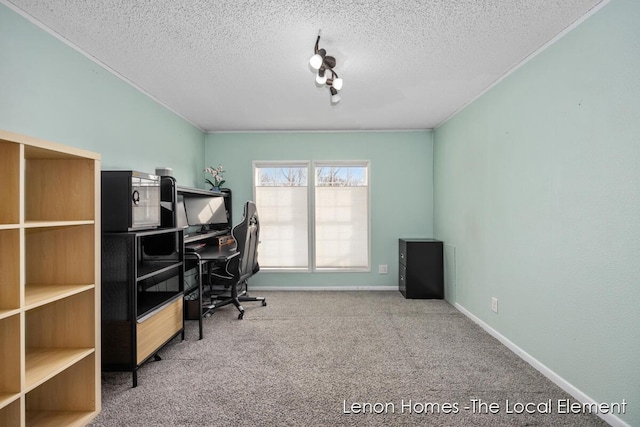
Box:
309;162;316;272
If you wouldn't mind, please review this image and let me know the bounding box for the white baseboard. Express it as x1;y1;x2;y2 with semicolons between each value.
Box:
454;303;630;427
251;286;398;291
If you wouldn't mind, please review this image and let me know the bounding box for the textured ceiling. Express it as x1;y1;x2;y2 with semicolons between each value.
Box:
5;0;605;132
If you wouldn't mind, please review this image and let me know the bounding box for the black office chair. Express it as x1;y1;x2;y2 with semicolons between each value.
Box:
206;200;266;319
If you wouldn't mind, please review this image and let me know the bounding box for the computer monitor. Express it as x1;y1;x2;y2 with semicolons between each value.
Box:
183;196;228;232
175;200;189;229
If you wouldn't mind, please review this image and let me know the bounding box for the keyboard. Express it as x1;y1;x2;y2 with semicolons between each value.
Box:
185;242;207;252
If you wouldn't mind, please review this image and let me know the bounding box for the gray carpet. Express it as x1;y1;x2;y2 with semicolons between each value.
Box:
90;291;608;426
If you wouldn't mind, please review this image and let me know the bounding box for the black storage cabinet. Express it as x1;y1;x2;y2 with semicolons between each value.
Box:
101;227;184;387
399;238;444;299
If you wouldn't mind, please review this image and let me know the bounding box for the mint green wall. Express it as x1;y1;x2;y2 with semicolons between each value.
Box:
434;0;639;424
205;131;434;288
0;4;204;186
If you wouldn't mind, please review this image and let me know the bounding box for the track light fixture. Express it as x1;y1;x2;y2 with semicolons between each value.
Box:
309;31;343;104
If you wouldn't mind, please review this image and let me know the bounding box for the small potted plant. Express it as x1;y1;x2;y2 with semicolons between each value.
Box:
205;164;225;191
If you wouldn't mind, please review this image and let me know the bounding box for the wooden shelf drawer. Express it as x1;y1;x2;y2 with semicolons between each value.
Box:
136;297;183;364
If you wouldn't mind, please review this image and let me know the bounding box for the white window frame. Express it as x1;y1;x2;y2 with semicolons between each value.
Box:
253;160;370;273
312;160;371;272
253;160;311;271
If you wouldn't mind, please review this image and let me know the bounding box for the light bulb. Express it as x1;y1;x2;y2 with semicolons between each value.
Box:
332;78;343;91
316;72;327;85
309;54;323;70
309;48;326;70
330;87;341;104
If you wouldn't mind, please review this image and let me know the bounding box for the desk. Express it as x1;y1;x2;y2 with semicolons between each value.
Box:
185;244;239;339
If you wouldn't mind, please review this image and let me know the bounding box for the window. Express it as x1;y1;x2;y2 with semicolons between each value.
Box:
254;161;369;271
314;163;369;270
254;162;309;270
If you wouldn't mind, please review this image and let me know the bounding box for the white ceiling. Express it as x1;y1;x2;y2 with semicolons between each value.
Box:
5;0;605;132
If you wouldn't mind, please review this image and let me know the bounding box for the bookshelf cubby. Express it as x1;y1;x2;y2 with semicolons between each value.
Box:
0;314;21;413
0;129;101;426
0;229;20;317
25;354;97;426
0;140;20;225
0;399;21;427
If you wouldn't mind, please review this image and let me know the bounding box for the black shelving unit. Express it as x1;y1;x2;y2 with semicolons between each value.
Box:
101;227;185;386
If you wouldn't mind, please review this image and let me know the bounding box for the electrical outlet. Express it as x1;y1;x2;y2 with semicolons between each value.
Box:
491;297;499;313
378;264;388;274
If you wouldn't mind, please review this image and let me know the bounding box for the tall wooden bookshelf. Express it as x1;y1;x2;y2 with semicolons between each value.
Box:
0;129;101;426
